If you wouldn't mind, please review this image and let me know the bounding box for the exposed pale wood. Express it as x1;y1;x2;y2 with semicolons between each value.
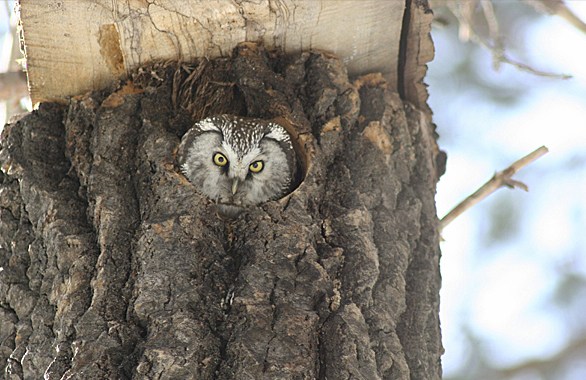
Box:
20;0;407;105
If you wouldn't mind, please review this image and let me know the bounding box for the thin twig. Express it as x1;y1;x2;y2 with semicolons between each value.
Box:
523;0;586;35
439;146;549;232
447;0;572;79
471;26;572;79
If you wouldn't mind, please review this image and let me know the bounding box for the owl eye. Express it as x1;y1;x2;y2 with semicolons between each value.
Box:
249;160;264;173
213;152;228;167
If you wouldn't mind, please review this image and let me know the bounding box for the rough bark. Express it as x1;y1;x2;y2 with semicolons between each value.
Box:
0;44;442;379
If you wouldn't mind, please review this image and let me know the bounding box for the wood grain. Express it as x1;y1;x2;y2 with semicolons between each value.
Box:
20;0;408;104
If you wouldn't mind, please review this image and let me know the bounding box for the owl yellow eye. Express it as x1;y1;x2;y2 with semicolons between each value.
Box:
213;152;228;167
249;160;264;173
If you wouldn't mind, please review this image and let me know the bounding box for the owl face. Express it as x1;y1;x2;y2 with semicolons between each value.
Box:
178;115;297;216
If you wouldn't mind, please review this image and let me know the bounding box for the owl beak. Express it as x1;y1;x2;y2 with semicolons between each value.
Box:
231;178;239;195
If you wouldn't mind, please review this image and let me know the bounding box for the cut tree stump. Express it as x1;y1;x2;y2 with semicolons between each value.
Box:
18;0;433;112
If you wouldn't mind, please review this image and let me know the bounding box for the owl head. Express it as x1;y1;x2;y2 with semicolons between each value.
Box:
178;115;298;217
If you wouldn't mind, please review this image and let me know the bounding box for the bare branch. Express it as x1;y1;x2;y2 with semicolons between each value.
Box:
453;0;478;42
442;0;572;79
497;334;586;378
479;0;504;70
524;0;586;34
439;146;549;232
492;51;572;79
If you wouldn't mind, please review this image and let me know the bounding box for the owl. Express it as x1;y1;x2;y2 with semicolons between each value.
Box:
178;114;298;217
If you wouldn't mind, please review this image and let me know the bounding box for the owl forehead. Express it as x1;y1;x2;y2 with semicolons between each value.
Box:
197;115;290;158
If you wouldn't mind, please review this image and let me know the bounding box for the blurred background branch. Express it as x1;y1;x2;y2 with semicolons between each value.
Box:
1;0;29;127
524;0;586;34
0;71;27;101
497;335;586;378
431;0;584;78
429;1;586;379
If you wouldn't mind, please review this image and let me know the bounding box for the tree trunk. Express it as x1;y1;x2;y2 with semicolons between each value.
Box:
0;43;443;379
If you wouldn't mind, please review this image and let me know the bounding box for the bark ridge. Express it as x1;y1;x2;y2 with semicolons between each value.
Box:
0;44;442;379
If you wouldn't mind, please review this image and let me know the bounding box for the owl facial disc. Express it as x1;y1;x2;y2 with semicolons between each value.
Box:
178;114;298;217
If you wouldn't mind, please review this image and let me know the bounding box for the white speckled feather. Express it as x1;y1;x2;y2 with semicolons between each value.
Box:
178;114;297;217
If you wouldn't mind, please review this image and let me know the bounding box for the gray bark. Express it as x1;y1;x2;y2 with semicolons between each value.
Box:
0;43;443;379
